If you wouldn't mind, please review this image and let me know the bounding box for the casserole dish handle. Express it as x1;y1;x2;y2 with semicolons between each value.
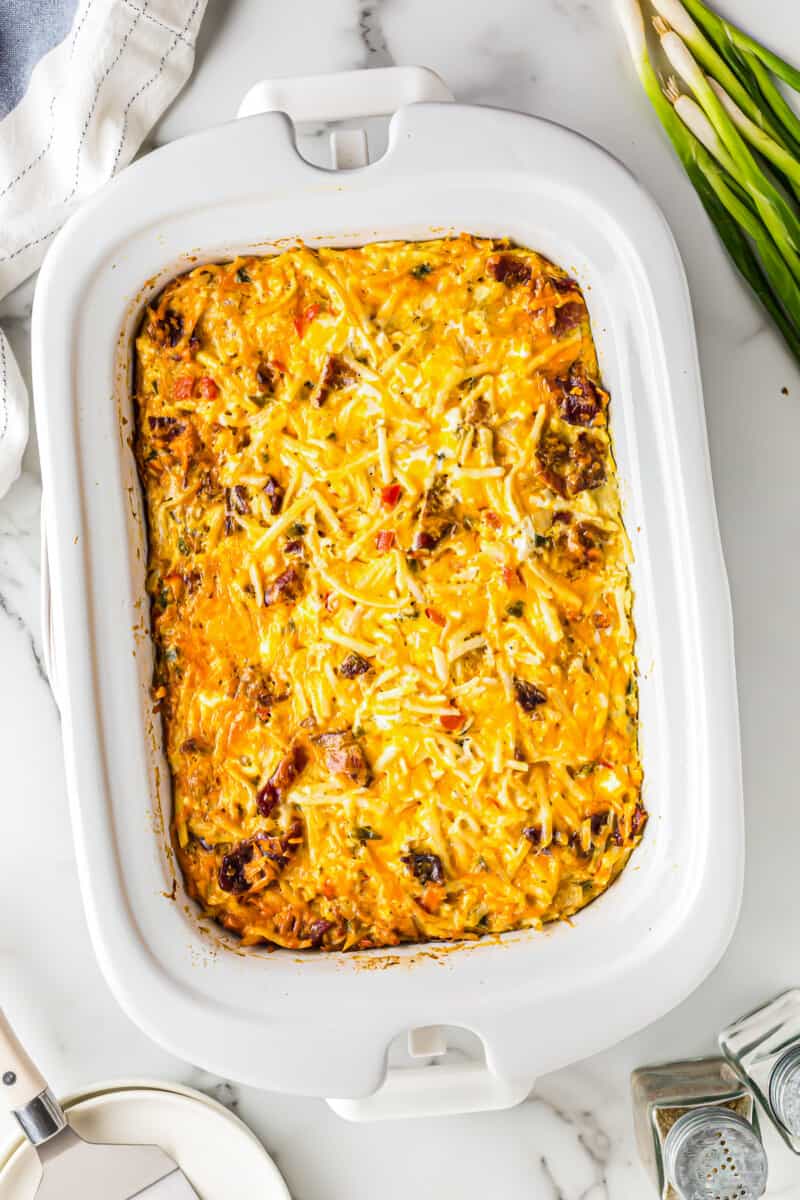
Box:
327;1049;535;1121
237;65;453;123
237;66;452;169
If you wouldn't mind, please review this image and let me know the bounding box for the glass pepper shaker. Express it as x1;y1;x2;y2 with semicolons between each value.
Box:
720;987;800;1153
631;1056;768;1199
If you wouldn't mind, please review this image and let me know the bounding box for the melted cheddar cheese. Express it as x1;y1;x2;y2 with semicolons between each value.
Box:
134;235;645;951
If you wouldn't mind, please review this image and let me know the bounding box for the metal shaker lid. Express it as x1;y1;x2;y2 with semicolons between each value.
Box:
664;1106;767;1200
769;1045;800;1136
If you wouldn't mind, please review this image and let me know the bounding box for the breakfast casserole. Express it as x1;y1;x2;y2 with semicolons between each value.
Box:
133;235;645;951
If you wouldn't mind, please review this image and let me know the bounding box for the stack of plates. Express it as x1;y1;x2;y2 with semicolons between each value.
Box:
0;1080;290;1198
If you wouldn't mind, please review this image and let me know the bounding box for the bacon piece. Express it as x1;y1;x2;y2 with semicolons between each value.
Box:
256;745;308;817
224;485;250;534
487;254;531;286
264;474;285;515
523;824;543;846
557;367;603;426
236;666;284;723
314;730;371;786
149;308;184;347
513;678;546;712
553;301;585;337
338;652;372;678
227;485;250;514
402;851;444;884
552;514;606;565
413;477;456;551
307;918;333;947
148;416;184;442
536;430;606;497
412;531;436;552
256;361;276;392
590;810;609;835
180;737;211;755
218;842;254;893
425;607;446;627
254;819;304;871
630;804;647;839
263;565;304;606
313;354;356;407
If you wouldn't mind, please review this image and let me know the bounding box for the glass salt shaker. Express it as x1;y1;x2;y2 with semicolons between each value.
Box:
631;1057;768;1199
720;987;800;1153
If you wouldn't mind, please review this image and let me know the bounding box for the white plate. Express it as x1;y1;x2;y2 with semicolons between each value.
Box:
0;1083;289;1200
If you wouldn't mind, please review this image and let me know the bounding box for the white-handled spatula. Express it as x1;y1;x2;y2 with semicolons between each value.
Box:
0;1008;200;1199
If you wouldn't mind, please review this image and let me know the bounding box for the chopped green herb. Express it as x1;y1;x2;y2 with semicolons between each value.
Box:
576;761;597;777
164;646;179;663
247;393;271;407
506;600;525;618
353;825;381;842
406;555;420;574
288;522;307;537
151;380;159;393
235;267;251;284
533;532;550;548
177;537;190;555
411;263;432;278
327;431;337;440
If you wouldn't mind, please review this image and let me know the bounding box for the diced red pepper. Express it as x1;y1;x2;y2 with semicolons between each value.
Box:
173;375;194;399
440;712;464;731
294;303;321;337
502;565;519;586
485;510;502;530
375;530;396;553
197;376;219;399
381;484;402;509
425;607;446;627
419;884;444;914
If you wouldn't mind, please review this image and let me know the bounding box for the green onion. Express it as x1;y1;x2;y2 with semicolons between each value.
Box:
616;0;800;367
651;0;784;143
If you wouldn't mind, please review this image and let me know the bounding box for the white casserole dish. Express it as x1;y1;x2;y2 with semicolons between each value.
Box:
32;67;743;1120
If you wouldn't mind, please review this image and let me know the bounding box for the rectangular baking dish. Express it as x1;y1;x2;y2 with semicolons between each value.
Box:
32;67;743;1119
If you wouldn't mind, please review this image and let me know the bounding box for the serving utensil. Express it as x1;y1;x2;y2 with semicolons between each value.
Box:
0;1009;199;1199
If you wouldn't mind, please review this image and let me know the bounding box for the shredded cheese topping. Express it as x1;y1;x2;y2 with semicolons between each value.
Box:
134;235;645;952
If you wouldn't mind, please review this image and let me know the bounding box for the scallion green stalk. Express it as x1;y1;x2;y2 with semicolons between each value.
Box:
706;76;800;202
650;0;784;143
681;0;800;93
615;0;800;367
659;29;800;281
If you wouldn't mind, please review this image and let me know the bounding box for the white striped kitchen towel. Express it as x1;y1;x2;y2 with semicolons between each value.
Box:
0;0;208;498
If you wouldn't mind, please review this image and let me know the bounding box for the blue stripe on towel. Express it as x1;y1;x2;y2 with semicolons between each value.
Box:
0;0;79;119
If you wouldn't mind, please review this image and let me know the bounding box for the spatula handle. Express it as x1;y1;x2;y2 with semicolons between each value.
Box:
0;1008;66;1143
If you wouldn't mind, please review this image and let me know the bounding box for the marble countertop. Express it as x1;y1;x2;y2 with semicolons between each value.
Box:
2;1;800;1196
